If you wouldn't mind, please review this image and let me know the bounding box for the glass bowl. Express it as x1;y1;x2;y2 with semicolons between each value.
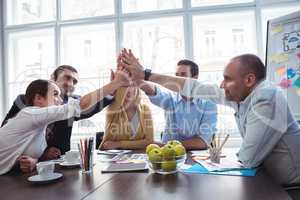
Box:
146;154;187;174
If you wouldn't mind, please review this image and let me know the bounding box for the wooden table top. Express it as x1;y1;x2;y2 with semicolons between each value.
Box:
0;152;292;200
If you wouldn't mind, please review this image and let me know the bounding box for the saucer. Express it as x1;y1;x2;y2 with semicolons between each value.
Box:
28;173;63;183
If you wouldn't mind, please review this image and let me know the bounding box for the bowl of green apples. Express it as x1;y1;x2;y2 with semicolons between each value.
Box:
146;140;186;174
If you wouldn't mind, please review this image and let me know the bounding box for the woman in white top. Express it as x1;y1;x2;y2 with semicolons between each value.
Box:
0;69;128;175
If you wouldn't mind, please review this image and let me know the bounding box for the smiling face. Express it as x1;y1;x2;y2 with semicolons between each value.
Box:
45;82;63;106
34;82;63;107
123;86;139;109
54;69;79;97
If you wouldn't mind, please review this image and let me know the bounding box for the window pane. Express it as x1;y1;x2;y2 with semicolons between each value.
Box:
122;0;182;13
193;11;257;71
6;0;56;25
193;11;256;137
123;17;185;136
61;24;116;79
192;0;253;7
261;4;300;55
123;17;184;74
7;29;55;104
61;0;114;20
61;24;116;145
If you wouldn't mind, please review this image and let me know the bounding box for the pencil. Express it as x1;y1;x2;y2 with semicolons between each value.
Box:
216;134;230;155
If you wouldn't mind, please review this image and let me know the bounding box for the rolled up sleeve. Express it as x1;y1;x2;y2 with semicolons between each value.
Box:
180;79;232;106
148;86;174;110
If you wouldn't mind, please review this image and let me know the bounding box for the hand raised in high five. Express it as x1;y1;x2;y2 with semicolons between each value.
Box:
112;68;132;87
119;48;145;81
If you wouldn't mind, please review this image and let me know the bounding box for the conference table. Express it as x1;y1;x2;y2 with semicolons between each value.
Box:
0;150;292;200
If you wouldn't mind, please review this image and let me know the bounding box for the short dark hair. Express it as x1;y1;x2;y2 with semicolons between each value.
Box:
177;59;199;77
52;65;78;81
25;79;51;106
232;54;266;82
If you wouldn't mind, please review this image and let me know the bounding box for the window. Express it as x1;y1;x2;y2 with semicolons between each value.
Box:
122;0;182;13
193;11;257;138
123;17;185;74
61;0;114;20
6;0;56;25
193;11;257;71
7;29;55;104
61;24;116;79
123;17;185;137
2;0;300;148
192;0;253;7
60;23;116;147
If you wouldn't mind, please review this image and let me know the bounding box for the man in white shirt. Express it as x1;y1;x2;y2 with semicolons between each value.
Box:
120;49;300;187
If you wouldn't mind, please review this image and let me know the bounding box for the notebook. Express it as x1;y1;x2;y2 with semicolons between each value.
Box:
101;162;148;173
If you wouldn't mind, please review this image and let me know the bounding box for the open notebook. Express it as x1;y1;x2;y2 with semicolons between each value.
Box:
101;162;148;173
101;154;148;173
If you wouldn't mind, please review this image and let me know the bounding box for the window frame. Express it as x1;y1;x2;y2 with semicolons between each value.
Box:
1;0;300;146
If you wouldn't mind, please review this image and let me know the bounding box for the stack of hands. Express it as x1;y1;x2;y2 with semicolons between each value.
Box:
17;48;145;171
111;48;146;88
101;49;146;150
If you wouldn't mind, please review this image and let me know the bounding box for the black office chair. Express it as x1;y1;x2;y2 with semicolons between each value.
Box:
95;131;104;149
284;184;300;200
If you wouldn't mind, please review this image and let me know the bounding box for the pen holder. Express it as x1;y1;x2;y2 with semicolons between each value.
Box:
78;137;94;174
209;149;221;164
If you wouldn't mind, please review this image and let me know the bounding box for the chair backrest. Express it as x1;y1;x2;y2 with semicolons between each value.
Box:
95;131;104;149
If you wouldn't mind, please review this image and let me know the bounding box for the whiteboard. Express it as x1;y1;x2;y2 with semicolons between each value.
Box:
266;10;300;121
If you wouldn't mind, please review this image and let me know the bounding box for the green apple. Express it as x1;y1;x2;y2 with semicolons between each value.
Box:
167;140;182;147
148;148;162;170
146;144;160;155
161;160;177;172
173;144;186;157
148;148;162;162
161;144;176;160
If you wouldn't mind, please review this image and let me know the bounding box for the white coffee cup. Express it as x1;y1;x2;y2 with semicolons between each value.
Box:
36;161;55;177
65;150;80;163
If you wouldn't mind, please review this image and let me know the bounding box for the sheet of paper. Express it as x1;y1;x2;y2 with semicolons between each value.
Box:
276;66;286;76
271;25;283;35
270;53;289;63
279;78;292;88
196;159;244;172
287;68;296;79
294;77;300;88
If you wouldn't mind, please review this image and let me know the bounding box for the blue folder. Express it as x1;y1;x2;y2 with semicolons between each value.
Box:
183;163;257;177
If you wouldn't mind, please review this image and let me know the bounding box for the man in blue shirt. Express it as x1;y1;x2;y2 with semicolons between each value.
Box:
139;60;217;150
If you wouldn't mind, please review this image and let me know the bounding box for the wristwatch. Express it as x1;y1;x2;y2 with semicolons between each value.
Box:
144;69;152;81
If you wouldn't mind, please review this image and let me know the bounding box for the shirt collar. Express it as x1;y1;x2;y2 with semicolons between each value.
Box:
239;80;267;106
177;94;197;104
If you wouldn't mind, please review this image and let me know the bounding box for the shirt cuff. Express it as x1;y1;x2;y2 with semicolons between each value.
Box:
105;94;114;100
180;78;197;97
68;98;81;118
148;86;161;101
